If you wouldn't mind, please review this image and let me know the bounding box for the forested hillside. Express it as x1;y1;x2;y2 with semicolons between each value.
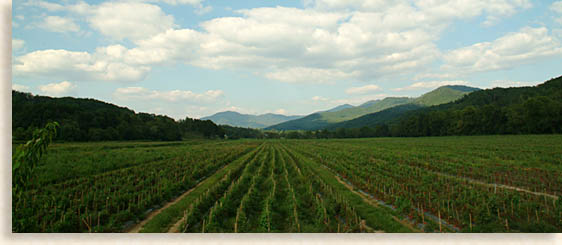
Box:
390;76;562;136
201;111;302;128
12;91;225;141
267;85;478;131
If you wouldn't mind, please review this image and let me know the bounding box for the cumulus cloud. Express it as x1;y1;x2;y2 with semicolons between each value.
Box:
332;94;390;106
274;109;288;115
443;27;562;73
15;0;546;85
345;84;382;95
26;0;65;11
265;67;356;84
312;95;329;102
13;48;151;82
551;1;562;24
86;2;176;41
12;39;25;51
39;16;80;33
12;83;30;91
551;1;562;13
148;0;205;5
38;81;77;96
393;80;470;91
114;87;224;103
488;80;542;88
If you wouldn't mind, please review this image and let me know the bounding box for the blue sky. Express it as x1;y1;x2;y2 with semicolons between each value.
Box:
12;0;562;119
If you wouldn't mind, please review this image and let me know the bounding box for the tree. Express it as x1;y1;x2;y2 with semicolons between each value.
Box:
12;122;59;232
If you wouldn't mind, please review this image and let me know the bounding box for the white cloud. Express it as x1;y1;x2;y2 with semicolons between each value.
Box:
39;16;80;33
38;81;77;96
414;73;457;80
14;0;545;86
86;2;176;41
12;39;25;51
114;87;224;103
274;109;288;115
551;1;562;14
443;27;562;73
345;84;382;95
149;0;205;5
487;80;542;88
125;29;204;65
265;67;356;84
12;83;30;91
332;94;390;106
29;1;177;41
27;0;65;11
13;48;151;82
195;5;213;15
552;1;562;24
393;80;469;91
312;95;329;102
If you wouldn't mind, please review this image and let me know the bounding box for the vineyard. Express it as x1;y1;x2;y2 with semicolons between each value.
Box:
12;135;562;233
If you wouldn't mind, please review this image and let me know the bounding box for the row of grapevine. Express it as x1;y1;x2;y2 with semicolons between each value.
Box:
14;141;260;232
175;143;366;232
285;140;561;232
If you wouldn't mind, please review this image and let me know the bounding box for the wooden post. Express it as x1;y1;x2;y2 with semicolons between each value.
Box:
438;210;442;232
469;213;472;232
422;205;425;224
337;222;340;233
535;209;539;223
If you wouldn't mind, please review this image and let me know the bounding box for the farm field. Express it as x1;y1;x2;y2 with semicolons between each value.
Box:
12;135;562;233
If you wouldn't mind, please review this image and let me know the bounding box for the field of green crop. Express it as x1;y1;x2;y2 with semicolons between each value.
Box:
12;135;562;233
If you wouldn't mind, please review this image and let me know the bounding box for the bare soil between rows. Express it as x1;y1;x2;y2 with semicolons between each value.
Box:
126;164;230;233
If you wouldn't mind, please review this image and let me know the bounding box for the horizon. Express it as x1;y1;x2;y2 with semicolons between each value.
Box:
12;0;562;119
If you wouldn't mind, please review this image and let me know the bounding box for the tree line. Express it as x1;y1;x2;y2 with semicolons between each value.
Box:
12;75;561;141
12;91;224;141
264;75;562;139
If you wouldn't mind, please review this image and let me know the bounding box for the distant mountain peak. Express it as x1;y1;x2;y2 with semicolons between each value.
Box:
267;85;480;131
324;104;355;113
439;85;480;92
201;111;303;128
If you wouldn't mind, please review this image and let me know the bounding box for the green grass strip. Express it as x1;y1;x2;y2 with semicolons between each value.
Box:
139;143;265;233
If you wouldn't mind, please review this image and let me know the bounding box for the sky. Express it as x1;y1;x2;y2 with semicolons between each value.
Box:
11;0;562;119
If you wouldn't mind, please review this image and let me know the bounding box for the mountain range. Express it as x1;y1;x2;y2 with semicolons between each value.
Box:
265;85;480;131
201;111;303;128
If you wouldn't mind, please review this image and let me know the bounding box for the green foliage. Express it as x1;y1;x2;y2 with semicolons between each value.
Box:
12;122;59;190
13;136;562;233
12;91;224;141
267;85;477;131
201;111;303;128
12;122;59;232
390;76;562;137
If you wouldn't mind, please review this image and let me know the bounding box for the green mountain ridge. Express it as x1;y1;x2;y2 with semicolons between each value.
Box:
201;111;303;128
12;91;225;141
391;76;562;136
267;85;479;131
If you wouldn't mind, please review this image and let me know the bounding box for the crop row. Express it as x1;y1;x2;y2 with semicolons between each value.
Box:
13;141;259;232
284;140;561;232
178;143;365;232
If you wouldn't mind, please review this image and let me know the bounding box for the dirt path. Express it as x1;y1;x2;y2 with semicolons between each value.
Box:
166;172;231;233
167;215;186;233
126;164;230;233
334;175;420;233
431;170;559;200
